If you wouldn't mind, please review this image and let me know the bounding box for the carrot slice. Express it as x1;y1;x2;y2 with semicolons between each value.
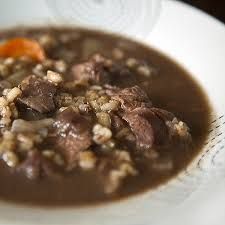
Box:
0;38;46;62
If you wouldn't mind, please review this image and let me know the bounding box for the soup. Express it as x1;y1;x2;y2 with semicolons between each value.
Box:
0;27;211;206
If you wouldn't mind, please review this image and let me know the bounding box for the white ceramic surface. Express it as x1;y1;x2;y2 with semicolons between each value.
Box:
46;0;161;39
0;0;225;225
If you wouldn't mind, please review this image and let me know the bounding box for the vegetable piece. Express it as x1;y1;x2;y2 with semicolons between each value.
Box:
11;118;54;133
0;38;46;61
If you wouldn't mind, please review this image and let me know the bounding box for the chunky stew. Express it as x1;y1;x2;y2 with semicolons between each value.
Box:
0;27;211;206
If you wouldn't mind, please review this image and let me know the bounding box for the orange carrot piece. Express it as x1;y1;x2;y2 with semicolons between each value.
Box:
0;38;46;62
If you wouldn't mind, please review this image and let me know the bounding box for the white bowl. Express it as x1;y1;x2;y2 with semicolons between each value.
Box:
0;1;225;225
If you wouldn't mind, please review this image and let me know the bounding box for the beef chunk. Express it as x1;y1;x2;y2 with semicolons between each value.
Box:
72;54;136;86
110;112;136;148
123;106;190;150
110;112;126;133
17;151;60;180
52;107;92;169
107;85;152;112
150;107;175;122
150;108;191;141
123;108;169;150
18;75;57;113
17;106;46;121
107;85;189;149
107;64;137;87
71;54;110;84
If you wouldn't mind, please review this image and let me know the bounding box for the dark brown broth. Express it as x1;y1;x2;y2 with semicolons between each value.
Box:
0;27;211;206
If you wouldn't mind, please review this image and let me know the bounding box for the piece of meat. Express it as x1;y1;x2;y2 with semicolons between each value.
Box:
150;107;175;122
123;108;169;150
123;112;155;150
123;105;191;150
107;64;137;87
110;113;126;133
17;151;60;180
18;75;57;113
148;107;191;141
52;107;92;169
107;85;152;112
71;54;110;84
107;85;189;149
16;106;46;120
110;112;136;148
72;54;136;86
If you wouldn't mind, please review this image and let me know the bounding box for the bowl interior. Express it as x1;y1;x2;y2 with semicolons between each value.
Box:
0;1;224;225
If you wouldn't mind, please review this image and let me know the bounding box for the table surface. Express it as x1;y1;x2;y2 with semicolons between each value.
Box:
180;0;225;23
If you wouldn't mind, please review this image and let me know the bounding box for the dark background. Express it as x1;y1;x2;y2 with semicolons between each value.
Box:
180;0;225;23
